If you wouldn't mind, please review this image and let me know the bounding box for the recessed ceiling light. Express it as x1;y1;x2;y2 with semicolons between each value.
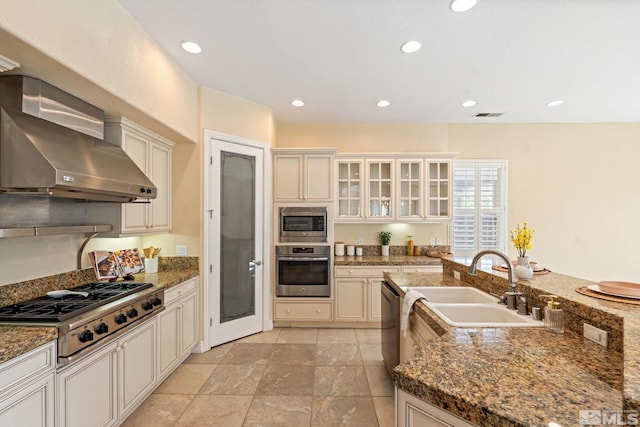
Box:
400;41;422;54
461;100;476;107
180;41;202;54
376;100;391;108
450;0;477;12
546;100;564;107
291;99;305;107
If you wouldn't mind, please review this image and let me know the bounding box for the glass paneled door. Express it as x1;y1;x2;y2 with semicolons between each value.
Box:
209;139;264;346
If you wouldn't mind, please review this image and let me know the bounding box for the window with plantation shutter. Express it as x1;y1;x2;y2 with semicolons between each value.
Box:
451;161;507;256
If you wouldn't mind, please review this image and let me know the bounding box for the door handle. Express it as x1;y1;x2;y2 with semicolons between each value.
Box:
251;260;262;266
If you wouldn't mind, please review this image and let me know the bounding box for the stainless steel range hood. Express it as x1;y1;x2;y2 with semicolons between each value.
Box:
0;76;156;202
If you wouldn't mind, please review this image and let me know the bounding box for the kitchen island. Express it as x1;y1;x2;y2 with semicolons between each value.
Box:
386;257;639;426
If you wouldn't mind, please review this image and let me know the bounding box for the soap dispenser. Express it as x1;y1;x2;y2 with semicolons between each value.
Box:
541;295;564;334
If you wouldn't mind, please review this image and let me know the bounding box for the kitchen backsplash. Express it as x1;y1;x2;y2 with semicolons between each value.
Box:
0;256;199;307
341;245;451;256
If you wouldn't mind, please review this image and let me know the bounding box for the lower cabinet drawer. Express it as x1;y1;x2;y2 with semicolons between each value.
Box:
274;302;333;321
334;266;401;277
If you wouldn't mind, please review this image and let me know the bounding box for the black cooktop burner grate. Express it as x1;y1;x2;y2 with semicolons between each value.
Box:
0;282;153;322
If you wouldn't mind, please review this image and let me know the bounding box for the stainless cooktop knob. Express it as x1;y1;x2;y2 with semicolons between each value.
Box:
94;322;109;335
78;330;94;343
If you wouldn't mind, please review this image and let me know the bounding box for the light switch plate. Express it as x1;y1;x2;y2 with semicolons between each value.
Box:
584;323;608;347
357;237;364;245
176;245;187;256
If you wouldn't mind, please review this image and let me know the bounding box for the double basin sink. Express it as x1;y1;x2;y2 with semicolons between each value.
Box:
401;286;544;328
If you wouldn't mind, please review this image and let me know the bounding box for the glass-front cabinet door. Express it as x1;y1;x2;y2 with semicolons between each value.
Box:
336;160;363;219
426;160;451;219
398;160;423;219
366;160;393;219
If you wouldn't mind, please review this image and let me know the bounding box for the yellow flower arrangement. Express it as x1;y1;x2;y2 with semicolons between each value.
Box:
510;222;534;257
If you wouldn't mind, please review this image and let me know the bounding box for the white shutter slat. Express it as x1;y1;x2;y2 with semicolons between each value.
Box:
452;161;506;256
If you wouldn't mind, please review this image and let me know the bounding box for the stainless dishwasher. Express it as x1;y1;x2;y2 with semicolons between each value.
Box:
381;281;401;377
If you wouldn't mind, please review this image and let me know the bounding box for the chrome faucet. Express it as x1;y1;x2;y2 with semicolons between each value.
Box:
468;250;519;309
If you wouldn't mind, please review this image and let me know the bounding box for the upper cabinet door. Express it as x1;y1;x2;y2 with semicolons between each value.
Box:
273;150;335;202
149;141;172;231
397;160;423;220
274;154;303;201
304;154;333;201
336;160;363;220
366;160;394;220
426;160;451;220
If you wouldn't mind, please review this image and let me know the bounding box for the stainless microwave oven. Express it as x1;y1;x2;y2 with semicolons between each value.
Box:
279;206;328;243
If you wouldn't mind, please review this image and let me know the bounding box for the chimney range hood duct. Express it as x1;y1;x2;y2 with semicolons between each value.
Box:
0;75;156;202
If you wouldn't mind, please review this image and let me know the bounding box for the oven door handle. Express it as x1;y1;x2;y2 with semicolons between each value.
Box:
277;256;330;262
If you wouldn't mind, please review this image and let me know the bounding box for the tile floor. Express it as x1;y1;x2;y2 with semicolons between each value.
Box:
121;328;394;427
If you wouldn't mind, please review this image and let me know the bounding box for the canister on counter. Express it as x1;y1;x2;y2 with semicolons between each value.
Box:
335;242;345;256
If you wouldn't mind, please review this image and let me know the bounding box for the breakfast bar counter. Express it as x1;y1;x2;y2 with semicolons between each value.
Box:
385;257;640;426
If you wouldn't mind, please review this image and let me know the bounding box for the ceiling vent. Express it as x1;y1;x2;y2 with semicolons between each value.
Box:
475;112;504;117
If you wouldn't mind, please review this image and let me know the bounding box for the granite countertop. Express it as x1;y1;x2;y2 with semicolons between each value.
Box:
334;255;444;266
385;259;640;426
0;260;199;365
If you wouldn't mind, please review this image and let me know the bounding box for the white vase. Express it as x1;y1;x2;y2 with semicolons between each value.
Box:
514;256;533;281
381;245;390;257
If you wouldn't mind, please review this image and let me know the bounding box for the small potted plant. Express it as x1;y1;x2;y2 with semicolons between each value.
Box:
378;231;392;256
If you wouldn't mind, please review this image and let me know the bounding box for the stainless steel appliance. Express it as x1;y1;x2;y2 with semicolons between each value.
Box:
0;75;156;202
276;245;331;297
381;281;400;377
0;281;164;365
279;206;328;242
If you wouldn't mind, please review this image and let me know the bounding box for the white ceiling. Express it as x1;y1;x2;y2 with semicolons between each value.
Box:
118;0;640;123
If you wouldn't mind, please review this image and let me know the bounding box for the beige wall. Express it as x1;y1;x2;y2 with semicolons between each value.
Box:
449;123;640;281
0;1;274;285
276;122;448;151
278;121;640;282
200;87;275;144
0;0;199;143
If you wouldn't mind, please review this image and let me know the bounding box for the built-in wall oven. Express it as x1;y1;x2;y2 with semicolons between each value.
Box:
276;245;331;297
279;207;328;243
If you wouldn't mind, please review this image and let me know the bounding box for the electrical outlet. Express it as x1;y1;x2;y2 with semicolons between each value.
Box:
176;245;187;256
435;238;442;245
357;237;364;245
429;237;436;245
584;323;608;347
454;271;461;280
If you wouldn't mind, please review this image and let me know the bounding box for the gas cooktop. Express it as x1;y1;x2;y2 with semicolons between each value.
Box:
0;282;153;322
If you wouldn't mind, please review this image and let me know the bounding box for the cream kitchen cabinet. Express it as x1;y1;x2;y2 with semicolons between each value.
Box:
425;160;451;220
0;341;56;427
273;300;333;322
366;159;394;220
158;278;198;380
87;117;174;235
335;154;454;223
272;149;335;202
57;316;157;427
397;388;476;427
334;266;401;322
401;265;443;273
336;159;364;219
